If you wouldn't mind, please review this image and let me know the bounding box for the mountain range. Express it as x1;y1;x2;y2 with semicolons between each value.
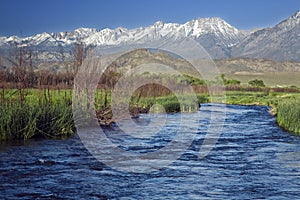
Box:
0;10;299;63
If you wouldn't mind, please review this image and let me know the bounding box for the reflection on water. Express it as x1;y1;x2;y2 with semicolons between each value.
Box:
0;104;300;199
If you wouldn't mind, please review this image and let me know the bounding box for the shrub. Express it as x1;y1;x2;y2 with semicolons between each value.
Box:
248;79;265;87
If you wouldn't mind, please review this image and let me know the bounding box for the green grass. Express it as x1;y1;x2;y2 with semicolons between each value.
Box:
0;102;75;140
223;91;300;134
277;98;300;134
130;93;209;113
1;87;299;140
0;89;74;140
0;89;206;140
224;91;277;106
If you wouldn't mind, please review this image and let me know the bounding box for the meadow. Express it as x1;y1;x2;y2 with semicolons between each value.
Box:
0;84;299;140
227;72;300;87
0;70;300;140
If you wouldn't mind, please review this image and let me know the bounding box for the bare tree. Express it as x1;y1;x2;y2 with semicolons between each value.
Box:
59;40;87;86
73;41;85;76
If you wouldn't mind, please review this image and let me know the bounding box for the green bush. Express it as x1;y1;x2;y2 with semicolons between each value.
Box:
248;79;266;87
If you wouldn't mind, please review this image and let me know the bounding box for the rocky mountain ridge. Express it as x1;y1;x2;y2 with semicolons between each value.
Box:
0;10;299;65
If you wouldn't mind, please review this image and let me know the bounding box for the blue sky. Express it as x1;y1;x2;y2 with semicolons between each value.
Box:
0;0;299;37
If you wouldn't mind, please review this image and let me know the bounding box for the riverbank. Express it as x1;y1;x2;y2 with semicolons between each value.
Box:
0;89;75;140
0;89;299;140
220;91;300;134
277;99;300;134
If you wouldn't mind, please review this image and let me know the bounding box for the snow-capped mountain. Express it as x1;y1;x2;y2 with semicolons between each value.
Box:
232;10;300;61
0;17;246;62
1;10;299;64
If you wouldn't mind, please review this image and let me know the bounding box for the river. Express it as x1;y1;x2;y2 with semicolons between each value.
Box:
1;104;300;199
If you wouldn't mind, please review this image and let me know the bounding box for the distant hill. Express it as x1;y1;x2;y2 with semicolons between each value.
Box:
231;11;300;61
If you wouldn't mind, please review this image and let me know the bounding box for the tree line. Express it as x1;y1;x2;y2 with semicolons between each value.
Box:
0;41;88;89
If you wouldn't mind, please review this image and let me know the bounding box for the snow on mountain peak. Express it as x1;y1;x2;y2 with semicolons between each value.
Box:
176;17;243;48
286;10;300;24
0;16;244;49
1;12;299;62
74;28;97;36
6;35;21;43
115;27;128;33
0;16;248;60
292;10;300;19
154;21;164;27
276;10;300;31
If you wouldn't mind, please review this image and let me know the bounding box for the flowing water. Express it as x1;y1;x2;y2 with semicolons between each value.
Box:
1;104;300;199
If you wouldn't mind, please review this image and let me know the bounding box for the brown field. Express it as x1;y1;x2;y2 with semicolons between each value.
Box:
225;72;300;87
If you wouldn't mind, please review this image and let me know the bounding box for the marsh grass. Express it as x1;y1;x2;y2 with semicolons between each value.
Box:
277;98;300;134
1;87;299;140
0;89;74;140
0;88;205;140
130;93;209;113
225;91;300;134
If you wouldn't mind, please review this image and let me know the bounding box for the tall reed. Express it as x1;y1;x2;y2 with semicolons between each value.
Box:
0;89;75;140
277;98;300;134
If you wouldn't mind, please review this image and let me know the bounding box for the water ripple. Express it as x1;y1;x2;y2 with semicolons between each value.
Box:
1;104;300;199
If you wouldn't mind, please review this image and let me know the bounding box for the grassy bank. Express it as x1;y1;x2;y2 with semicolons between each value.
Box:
0;89;203;140
131;94;209;113
277;98;300;134
221;91;300;134
0;89;75;140
0;102;74;140
0;88;299;140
